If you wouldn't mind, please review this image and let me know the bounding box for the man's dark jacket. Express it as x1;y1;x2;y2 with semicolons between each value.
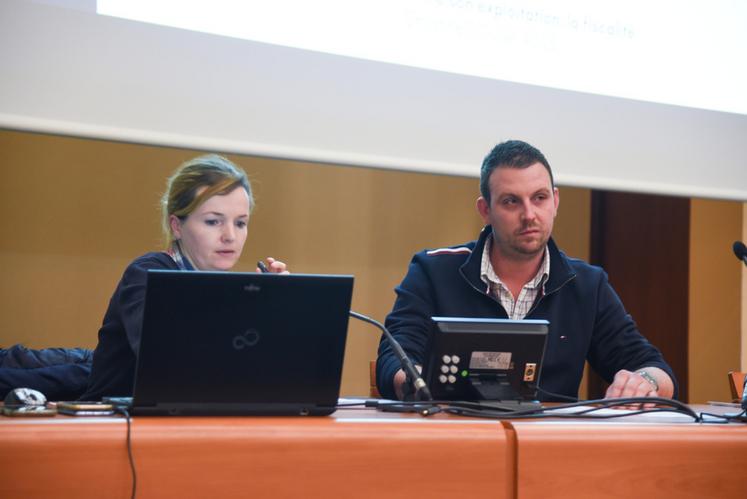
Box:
376;226;676;400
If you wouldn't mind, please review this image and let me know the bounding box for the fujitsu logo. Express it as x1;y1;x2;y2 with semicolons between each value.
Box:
232;329;260;350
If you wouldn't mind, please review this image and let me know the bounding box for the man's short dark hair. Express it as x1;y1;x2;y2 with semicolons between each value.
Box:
480;140;554;203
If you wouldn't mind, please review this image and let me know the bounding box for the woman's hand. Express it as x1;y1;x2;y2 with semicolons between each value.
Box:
257;257;289;274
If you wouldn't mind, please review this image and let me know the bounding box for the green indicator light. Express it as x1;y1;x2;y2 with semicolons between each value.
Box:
461;370;468;377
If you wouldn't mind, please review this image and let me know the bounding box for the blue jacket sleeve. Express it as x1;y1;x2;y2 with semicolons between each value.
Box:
377;255;435;399
587;271;678;397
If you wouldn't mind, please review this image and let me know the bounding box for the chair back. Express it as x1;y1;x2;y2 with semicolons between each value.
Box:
728;371;746;403
369;360;381;398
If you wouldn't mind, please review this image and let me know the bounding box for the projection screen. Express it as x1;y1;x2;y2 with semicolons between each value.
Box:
1;0;746;200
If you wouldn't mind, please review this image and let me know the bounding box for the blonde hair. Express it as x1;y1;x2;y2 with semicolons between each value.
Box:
161;154;253;247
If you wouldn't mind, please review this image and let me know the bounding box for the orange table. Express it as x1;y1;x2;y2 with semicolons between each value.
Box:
510;416;747;499
0;408;512;499
2;405;747;498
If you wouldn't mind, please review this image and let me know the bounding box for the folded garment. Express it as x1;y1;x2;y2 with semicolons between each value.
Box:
0;344;93;400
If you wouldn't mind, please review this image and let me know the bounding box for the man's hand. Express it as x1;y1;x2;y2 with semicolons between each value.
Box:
393;369;407;400
392;365;423;400
604;367;674;403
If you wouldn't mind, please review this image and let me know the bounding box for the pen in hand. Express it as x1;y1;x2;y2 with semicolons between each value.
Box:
257;261;270;273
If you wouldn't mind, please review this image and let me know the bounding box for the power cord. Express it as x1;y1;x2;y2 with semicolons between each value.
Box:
360;396;740;422
698;408;747;423
441;397;701;421
113;407;137;499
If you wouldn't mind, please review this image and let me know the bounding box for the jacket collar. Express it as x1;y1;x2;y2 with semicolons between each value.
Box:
461;225;576;295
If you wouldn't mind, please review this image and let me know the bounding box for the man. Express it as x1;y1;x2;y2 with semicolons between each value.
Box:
376;140;675;401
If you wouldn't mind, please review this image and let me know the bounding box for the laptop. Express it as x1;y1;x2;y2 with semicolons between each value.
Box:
424;317;549;405
126;270;353;416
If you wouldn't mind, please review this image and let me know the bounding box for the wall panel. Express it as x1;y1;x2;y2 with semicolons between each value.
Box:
689;199;742;403
1;130;588;395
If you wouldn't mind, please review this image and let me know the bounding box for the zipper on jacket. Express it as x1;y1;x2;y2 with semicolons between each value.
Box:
461;266;577;318
526;274;577;316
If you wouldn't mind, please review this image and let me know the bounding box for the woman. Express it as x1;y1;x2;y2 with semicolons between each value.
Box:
80;155;286;400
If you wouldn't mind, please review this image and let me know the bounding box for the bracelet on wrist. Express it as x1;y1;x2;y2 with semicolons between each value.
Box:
636;370;659;392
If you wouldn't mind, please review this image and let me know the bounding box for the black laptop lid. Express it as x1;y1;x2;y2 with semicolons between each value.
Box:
424;317;548;402
132;270;354;415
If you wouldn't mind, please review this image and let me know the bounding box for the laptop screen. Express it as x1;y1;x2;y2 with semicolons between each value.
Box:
424;317;548;402
132;270;354;416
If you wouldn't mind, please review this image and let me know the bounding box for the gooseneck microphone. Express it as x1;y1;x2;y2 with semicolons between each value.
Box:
733;241;747;266
349;311;432;402
256;265;431;401
731;242;746;412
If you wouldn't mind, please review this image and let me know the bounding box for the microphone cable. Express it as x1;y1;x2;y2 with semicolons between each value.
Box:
362;395;743;423
447;396;700;420
426;397;702;421
349;310;432;401
533;386;745;422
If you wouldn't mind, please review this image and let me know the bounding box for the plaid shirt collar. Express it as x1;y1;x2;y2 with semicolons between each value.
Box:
479;238;550;318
